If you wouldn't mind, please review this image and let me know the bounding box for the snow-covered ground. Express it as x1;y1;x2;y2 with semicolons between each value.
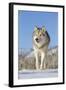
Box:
18;69;58;79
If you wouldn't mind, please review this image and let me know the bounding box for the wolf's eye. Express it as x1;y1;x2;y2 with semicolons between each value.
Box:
43;33;45;36
40;34;42;36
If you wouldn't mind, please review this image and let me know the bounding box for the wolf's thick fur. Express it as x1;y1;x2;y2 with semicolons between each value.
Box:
33;26;50;70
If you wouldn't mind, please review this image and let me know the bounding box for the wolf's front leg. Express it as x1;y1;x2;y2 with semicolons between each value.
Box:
40;52;45;70
35;53;39;70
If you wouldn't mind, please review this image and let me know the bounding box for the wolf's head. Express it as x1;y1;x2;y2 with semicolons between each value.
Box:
33;26;50;48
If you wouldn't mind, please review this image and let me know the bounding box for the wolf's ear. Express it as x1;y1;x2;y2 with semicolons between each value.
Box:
42;26;46;32
34;26;38;32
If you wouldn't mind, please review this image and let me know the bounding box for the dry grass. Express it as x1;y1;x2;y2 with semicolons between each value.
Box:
18;47;58;70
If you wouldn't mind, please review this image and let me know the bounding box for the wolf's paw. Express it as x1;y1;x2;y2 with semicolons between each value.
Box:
40;65;43;70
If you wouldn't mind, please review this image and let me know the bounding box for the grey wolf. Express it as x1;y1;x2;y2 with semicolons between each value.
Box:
32;26;50;70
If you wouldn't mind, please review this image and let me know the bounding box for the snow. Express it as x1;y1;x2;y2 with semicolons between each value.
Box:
18;69;58;79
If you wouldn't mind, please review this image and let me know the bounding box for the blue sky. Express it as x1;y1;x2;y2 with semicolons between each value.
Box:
18;10;58;49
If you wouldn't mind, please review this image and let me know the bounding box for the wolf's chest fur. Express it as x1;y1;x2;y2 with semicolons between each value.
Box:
33;44;48;53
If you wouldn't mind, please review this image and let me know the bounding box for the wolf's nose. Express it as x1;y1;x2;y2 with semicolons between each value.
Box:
35;38;39;42
36;38;38;41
